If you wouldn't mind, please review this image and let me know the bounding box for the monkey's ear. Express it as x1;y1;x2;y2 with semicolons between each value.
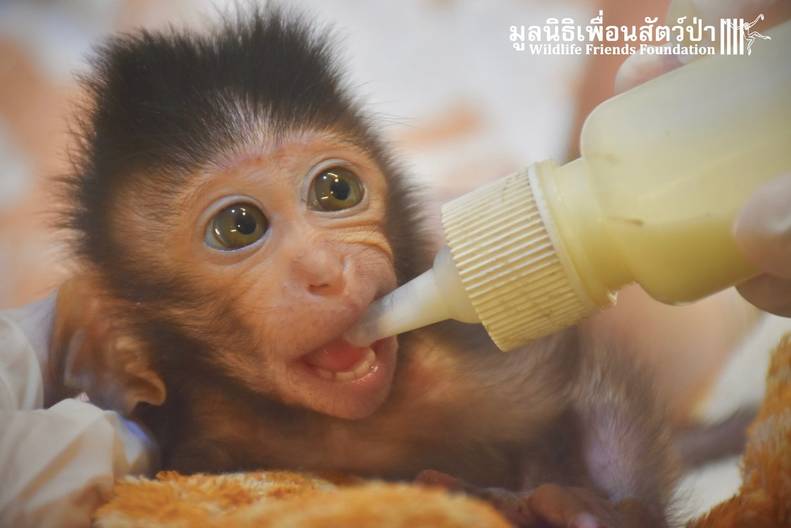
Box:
100;334;166;413
53;276;166;414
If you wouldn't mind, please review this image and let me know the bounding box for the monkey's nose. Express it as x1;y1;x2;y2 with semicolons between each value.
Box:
293;249;348;297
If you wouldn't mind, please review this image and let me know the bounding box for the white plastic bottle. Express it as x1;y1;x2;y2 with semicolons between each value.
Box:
346;20;791;351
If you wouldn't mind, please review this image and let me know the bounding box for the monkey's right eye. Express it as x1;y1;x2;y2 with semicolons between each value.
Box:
206;204;268;251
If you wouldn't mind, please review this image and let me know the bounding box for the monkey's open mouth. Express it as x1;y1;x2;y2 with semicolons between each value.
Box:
290;336;397;419
300;338;381;382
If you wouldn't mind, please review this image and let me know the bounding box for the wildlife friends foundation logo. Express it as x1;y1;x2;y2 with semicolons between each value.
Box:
510;10;771;57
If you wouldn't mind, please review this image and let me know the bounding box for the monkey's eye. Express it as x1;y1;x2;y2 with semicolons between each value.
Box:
206;204;268;250
309;167;365;212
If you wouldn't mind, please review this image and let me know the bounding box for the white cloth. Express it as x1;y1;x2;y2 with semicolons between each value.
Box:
0;294;158;528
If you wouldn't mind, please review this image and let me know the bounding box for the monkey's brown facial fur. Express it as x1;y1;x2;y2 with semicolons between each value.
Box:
118;132;399;420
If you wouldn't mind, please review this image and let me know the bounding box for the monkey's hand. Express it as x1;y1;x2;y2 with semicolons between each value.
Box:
416;470;651;528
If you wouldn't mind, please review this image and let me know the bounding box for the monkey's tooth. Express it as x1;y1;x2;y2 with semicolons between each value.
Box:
335;370;359;382
351;349;377;378
314;348;377;382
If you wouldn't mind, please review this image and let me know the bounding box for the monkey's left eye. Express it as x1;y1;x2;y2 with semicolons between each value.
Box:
206;204;268;250
309;167;365;211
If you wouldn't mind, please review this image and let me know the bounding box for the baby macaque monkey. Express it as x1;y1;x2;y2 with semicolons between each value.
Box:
61;8;679;527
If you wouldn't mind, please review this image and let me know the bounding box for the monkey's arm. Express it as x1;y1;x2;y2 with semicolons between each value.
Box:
418;341;678;528
564;343;678;526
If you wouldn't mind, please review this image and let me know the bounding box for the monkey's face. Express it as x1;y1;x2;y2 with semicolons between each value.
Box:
128;131;400;420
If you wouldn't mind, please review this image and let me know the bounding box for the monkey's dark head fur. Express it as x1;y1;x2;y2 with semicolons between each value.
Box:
67;6;430;298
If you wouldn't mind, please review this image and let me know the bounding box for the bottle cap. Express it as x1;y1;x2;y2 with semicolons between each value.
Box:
441;164;594;350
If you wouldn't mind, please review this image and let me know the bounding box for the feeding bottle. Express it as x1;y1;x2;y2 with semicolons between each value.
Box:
346;19;791;352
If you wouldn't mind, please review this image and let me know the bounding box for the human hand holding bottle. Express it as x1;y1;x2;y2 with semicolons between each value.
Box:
614;0;791;316
732;175;791;316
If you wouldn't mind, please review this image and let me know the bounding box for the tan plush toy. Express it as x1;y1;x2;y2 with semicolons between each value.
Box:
94;470;510;527
95;336;791;528
688;334;791;528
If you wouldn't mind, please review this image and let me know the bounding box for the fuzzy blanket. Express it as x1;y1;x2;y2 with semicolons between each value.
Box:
95;336;791;528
